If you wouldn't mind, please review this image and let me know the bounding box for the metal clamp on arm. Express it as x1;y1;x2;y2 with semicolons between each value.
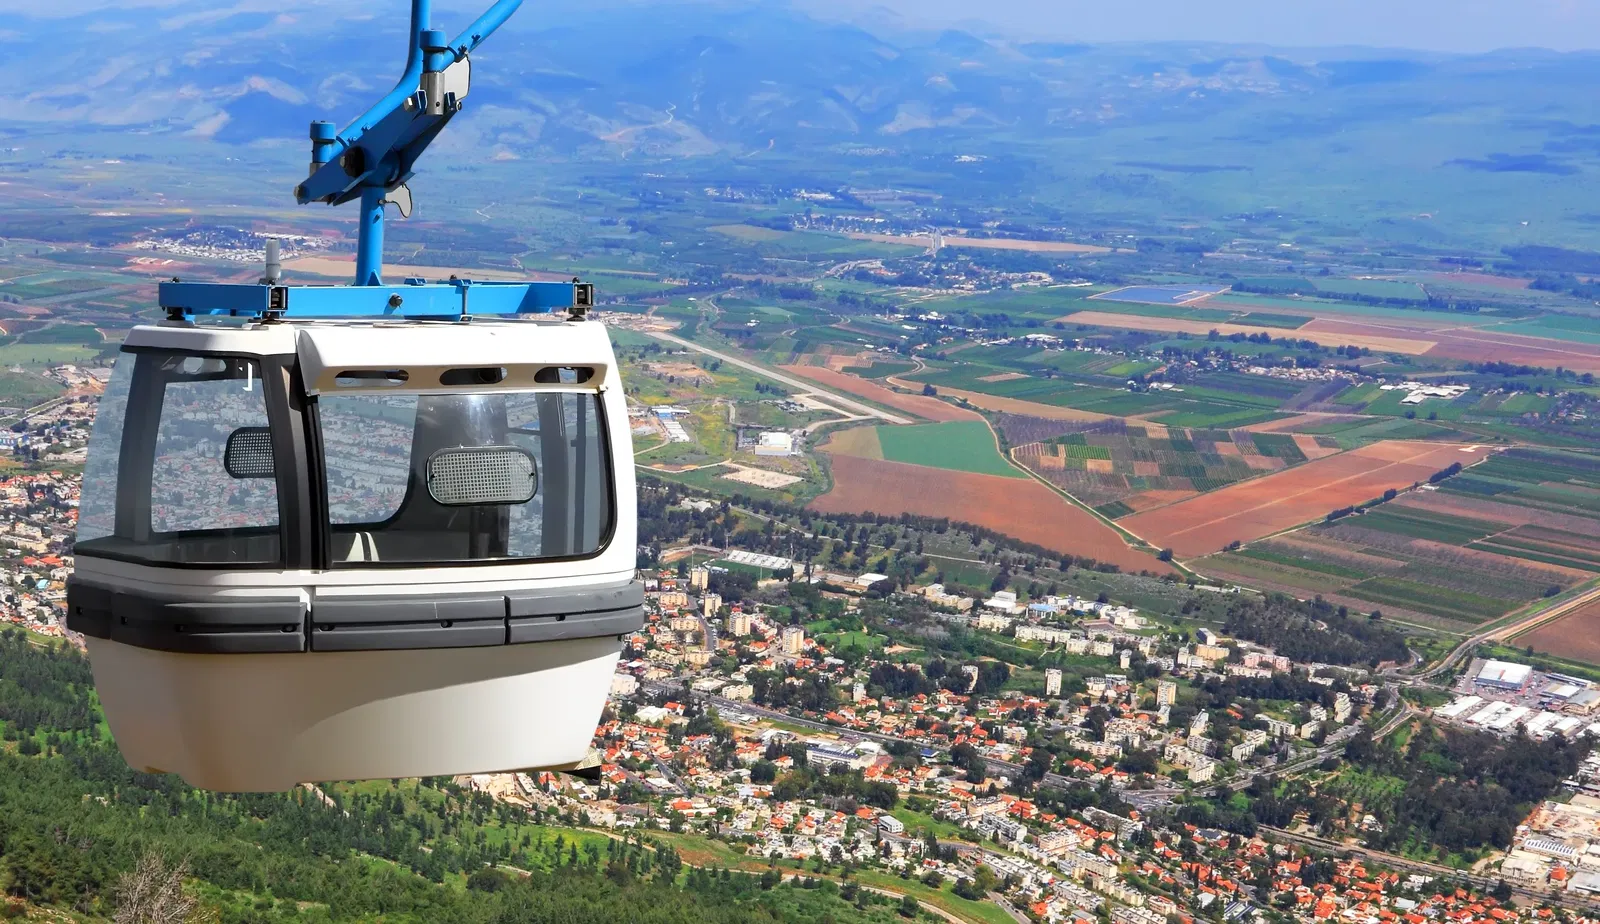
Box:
293;0;524;287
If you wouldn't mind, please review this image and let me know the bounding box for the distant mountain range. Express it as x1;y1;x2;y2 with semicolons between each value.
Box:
8;0;1600;161
10;1;1600;250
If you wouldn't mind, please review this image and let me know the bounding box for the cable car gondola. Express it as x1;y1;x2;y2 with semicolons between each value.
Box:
65;0;641;792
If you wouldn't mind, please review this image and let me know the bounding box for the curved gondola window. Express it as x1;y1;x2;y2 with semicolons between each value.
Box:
319;391;611;565
76;353;282;565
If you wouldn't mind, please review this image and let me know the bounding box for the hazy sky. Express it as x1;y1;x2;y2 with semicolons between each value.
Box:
5;0;1600;53
803;0;1600;53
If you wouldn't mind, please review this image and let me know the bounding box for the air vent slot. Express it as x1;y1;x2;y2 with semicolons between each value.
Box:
334;369;408;387
534;366;594;385
440;366;507;386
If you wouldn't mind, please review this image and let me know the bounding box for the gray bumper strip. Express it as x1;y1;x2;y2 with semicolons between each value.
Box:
67;578;644;654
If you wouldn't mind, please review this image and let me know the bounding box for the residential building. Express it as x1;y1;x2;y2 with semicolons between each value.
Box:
984;590;1023;615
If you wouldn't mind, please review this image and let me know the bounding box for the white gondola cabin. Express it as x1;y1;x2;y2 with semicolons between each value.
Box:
68;312;640;791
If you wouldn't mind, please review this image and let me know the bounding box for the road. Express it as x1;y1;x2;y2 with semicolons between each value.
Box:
644;330;912;425
1414;581;1600;683
1260;825;1600;912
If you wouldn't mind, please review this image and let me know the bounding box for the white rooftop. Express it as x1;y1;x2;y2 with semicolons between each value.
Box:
1478;659;1534;687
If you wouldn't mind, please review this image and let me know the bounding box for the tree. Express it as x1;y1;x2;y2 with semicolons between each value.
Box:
114;852;212;924
899;893;920;917
950;742;989;780
1158;549;1173;562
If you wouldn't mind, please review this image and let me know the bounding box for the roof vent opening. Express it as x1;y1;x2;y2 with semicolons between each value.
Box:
533;366;594;385
335;369;409;387
440;366;508;387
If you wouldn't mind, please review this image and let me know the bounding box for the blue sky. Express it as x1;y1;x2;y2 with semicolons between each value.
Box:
803;0;1600;52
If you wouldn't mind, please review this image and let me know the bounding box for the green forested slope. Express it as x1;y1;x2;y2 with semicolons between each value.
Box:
0;630;912;923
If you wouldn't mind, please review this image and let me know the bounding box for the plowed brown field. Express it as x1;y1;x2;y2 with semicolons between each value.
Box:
1298;318;1600;374
1517;598;1600;666
1121;441;1488;558
1055;311;1435;354
813;455;1171;574
781;365;978;422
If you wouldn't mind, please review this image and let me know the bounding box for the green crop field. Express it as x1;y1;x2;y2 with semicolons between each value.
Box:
1345;507;1501;545
1232;546;1373;580
1494;314;1600;345
1313;278;1427;300
1235;312;1310;329
875;420;1024;477
1345;576;1515;622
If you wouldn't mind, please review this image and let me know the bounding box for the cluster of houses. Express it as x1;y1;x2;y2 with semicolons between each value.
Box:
0;470;81;640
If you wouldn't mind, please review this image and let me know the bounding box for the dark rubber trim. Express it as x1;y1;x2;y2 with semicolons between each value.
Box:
66;578;643;654
68;578;306;653
310;619;506;652
311;594;505;625
308;594;507;651
508;606;641;644
65;579;113;639
505;581;643;618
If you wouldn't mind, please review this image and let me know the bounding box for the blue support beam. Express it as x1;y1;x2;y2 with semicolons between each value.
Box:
292;0;525;286
159;279;588;319
355;187;387;286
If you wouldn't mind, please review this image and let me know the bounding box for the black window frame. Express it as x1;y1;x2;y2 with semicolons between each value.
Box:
75;346;617;572
73;346;312;571
308;387;619;571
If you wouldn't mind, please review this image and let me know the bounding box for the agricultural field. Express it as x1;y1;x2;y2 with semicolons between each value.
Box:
1518;597;1600;666
1234;276;1427;301
908;362;1292;428
1491;313;1600;346
1090;284;1230;305
810;454;1171;574
780;362;976;422
1011;420;1340;516
1056;310;1437;355
1196;475;1600;631
1123;440;1485;558
858;420;1023;477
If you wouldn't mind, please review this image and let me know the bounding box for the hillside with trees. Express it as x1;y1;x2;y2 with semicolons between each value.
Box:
0;630;913;923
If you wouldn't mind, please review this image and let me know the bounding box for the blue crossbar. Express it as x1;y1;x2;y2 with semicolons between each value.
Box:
158;279;585;319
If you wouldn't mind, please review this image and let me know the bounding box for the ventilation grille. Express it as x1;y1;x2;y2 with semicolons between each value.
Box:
223;426;275;478
426;446;537;506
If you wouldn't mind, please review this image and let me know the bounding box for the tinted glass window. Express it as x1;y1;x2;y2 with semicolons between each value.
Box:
77;357;130;544
75;352;282;566
320;391;611;565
